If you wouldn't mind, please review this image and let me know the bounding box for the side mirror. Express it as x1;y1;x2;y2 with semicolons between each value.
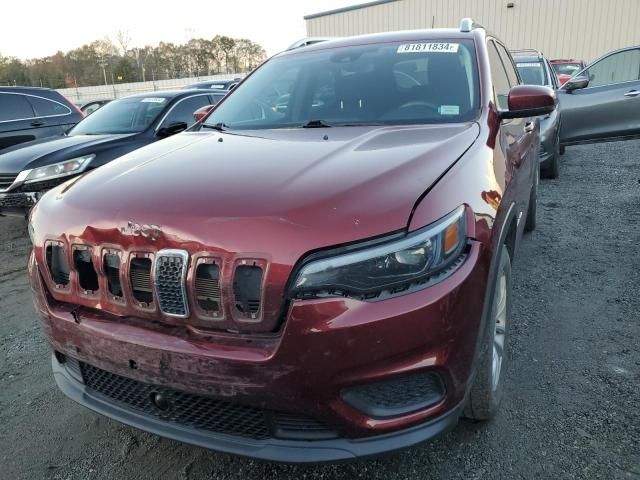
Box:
193;105;215;123
564;76;589;92
157;121;188;137
501;85;557;119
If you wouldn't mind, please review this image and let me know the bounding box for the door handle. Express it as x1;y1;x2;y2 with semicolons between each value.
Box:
524;121;535;133
624;90;640;97
30;120;45;127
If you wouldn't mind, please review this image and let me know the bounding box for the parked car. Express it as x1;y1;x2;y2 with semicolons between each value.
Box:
550;59;586;84
558;46;640;145
182;78;241;91
28;19;556;462
0;87;83;152
0;90;219;216
79;99;112;116
512;49;563;178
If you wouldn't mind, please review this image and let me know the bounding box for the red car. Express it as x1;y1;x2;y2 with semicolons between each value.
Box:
28;19;555;462
550;59;587;84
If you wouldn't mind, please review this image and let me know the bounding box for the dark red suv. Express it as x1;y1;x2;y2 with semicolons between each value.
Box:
28;19;555;462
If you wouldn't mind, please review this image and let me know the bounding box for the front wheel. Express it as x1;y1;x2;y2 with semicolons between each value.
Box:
463;245;512;420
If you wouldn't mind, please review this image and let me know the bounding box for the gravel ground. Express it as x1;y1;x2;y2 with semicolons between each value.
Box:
1;141;639;480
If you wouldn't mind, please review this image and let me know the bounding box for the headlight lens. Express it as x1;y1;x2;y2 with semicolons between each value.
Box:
290;206;468;300
23;155;94;184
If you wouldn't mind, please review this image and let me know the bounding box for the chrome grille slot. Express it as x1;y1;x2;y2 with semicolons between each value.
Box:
0;173;17;191
234;264;262;318
130;257;153;304
73;248;99;292
46;243;70;287
155;250;189;317
195;263;222;317
103;253;122;298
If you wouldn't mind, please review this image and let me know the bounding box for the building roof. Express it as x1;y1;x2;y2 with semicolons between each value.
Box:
304;0;399;20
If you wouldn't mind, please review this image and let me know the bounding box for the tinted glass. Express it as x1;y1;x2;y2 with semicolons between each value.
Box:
0;93;34;121
27;96;72;117
210;93;226;105
552;62;582;76
515;61;548;86
495;43;519;87
205;39;480;130
69;97;168;135
161;95;211;127
585;49;640;87
487;42;511;110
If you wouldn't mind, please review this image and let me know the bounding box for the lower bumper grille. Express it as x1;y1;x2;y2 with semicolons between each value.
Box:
72;358;336;441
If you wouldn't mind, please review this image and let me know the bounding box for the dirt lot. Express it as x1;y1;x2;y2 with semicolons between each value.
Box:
1;141;639;480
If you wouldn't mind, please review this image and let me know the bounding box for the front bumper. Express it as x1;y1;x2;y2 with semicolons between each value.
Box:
53;353;462;462
31;241;490;461
0;191;39;216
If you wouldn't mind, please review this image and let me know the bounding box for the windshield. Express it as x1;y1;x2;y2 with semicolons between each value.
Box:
204;39;479;130
552;62;582;76
69;97;168;135
515;61;548;86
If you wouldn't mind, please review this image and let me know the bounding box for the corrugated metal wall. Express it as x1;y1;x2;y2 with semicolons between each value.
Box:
306;0;640;62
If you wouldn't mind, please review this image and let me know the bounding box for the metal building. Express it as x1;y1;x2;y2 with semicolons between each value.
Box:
305;0;640;62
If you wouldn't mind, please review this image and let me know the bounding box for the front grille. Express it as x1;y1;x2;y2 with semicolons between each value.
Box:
155;250;189;317
73;248;99;292
0;173;17;191
103;253;123;298
195;263;222;316
234;264;262;317
130;257;153;304
77;360;336;440
46;243;70;286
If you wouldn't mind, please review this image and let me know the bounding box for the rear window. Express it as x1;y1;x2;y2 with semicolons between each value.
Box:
516;62;548;86
205;39;480;130
27;96;72;117
0;93;34;121
69;97;167;135
552;62;582;76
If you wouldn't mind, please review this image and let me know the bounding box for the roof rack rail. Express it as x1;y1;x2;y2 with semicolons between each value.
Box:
460;18;484;33
511;48;544;56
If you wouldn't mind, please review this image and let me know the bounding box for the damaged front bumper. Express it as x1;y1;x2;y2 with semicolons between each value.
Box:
0;191;40;217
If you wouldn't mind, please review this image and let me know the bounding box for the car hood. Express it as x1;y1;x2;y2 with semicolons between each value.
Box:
0;134;134;173
34;124;479;264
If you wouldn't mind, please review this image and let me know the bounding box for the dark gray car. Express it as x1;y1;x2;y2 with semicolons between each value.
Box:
512;49;563;179
558;46;640;145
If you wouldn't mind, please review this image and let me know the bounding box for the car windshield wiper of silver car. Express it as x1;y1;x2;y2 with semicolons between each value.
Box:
201;122;230;132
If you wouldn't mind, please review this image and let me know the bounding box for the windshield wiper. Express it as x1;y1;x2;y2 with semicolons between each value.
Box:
202;122;229;132
301;119;333;128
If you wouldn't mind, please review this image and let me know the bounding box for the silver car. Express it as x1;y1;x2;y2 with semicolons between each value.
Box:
512;49;563;179
559;46;640;145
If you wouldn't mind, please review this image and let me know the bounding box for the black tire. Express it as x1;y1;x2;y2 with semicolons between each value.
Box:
464;245;512;420
541;139;560;179
524;166;538;233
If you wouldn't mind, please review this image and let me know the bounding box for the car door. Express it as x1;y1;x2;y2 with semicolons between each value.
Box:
558;47;640;144
25;94;77;138
490;41;537;221
0;93;38;151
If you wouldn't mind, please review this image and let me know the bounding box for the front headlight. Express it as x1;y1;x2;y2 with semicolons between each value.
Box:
23;155;94;184
290;206;468;300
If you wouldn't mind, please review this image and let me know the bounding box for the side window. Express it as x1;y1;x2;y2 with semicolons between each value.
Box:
161;95;212;128
495;43;519;87
0;93;34;121
487;42;511;110
586;49;640;87
27;96;72;117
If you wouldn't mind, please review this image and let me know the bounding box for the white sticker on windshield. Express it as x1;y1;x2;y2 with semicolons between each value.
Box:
517;63;542;68
141;97;167;103
397;43;459;54
209;85;225;89
439;105;460;115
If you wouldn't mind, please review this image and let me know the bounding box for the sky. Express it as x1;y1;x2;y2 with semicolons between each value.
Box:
0;0;366;59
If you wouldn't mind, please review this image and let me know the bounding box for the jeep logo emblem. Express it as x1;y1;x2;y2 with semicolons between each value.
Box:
121;221;162;241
